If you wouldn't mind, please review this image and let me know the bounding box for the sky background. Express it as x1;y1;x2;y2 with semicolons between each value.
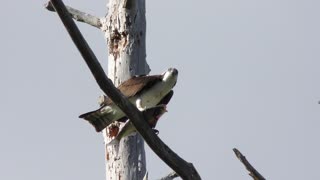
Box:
1;0;320;179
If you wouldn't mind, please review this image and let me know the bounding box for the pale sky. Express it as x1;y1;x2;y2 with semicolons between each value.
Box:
1;1;320;179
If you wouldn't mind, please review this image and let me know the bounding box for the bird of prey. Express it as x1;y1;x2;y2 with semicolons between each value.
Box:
106;105;168;146
79;68;178;132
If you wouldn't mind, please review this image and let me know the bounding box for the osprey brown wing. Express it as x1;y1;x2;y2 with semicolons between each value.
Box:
119;75;162;96
103;75;162;105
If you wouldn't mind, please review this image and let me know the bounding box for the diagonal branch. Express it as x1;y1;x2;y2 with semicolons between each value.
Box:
233;148;266;180
45;1;102;28
48;0;201;179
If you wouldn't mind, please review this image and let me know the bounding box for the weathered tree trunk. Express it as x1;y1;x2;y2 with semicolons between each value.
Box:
100;0;150;179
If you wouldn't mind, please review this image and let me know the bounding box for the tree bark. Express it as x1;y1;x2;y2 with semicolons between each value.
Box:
101;0;150;180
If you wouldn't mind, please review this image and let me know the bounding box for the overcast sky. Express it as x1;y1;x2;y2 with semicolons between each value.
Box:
1;0;320;179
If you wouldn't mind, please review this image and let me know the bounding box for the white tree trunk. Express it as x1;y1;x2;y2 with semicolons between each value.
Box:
100;0;150;179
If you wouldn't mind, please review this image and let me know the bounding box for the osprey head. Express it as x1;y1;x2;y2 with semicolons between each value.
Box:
162;68;178;86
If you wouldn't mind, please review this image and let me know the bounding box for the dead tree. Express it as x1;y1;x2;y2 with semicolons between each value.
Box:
45;0;201;180
45;1;267;179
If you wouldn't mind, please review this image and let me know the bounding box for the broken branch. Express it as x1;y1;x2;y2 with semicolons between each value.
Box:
45;1;102;28
233;148;266;180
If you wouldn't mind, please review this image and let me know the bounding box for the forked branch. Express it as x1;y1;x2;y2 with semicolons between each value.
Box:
233;148;266;180
47;0;201;179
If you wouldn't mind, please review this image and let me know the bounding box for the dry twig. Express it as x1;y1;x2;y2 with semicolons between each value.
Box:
158;172;179;180
233;148;266;180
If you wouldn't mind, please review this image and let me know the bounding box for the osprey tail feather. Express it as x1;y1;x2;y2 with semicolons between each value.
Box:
79;109;114;132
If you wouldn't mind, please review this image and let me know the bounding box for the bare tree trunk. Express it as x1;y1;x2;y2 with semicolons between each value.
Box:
101;0;150;179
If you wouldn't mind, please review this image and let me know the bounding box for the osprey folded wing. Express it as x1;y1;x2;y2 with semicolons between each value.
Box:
79;68;178;132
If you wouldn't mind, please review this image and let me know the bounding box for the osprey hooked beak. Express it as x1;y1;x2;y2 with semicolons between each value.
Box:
162;68;178;82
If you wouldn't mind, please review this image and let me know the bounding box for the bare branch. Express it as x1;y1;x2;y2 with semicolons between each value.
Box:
44;1;102;28
233;148;266;180
48;0;201;179
158;172;179;180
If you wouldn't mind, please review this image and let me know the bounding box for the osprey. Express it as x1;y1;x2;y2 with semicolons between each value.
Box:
79;68;178;132
107;105;168;146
